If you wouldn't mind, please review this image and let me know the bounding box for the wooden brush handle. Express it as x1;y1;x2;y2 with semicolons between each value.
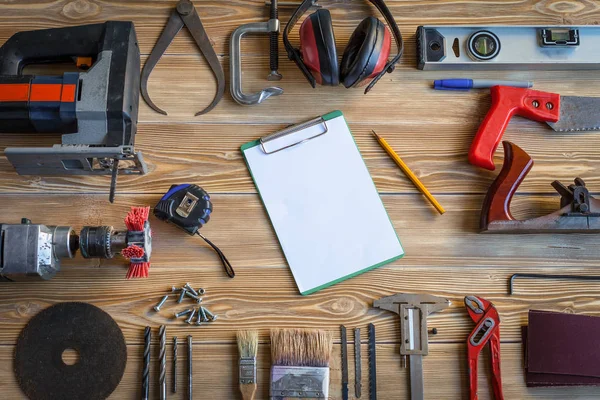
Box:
239;383;257;400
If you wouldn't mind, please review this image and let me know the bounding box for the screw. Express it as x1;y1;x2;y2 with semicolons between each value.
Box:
204;307;217;321
171;285;180;292
428;327;438;335
153;295;170;312
533;100;540;108
175;309;193;318
195;309;203;326
197;288;206;295
177;288;188;303
185;309;197;324
199;307;209;322
185;291;201;301
184;283;199;296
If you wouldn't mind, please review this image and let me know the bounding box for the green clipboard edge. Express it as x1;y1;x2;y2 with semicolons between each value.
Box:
240;110;404;295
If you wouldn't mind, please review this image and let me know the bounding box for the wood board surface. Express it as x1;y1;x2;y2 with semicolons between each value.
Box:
1;0;600;399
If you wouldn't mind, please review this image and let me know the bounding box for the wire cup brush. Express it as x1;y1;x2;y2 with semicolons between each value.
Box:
0;206;152;281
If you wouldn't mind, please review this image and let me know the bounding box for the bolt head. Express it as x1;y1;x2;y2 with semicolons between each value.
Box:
177;1;194;15
153;306;161;312
210;315;218;321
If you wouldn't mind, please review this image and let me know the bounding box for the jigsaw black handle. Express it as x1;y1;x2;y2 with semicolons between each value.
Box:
0;22;120;75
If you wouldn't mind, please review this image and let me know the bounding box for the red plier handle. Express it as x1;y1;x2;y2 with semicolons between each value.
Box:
468;86;560;171
465;296;504;400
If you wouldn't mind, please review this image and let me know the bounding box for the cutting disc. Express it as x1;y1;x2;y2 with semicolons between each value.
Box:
15;302;127;400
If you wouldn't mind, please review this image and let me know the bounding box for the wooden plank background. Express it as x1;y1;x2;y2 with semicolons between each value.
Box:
1;0;600;399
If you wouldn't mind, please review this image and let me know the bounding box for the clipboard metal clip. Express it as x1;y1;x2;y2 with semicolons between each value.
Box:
260;116;328;154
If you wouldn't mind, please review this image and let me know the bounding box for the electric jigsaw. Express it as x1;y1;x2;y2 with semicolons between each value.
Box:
0;21;147;202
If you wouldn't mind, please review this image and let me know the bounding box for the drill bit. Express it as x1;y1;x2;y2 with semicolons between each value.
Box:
142;326;151;400
188;335;193;400
159;325;167;400
173;336;178;393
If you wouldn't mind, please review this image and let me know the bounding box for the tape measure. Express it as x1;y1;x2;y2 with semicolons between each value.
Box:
154;184;234;278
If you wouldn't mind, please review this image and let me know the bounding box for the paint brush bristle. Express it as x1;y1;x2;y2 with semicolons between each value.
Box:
270;329;332;367
237;330;258;358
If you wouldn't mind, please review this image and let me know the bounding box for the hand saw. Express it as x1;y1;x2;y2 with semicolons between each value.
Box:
468;86;600;170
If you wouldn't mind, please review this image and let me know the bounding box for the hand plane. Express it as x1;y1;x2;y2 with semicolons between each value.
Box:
0;21;147;202
374;293;450;400
469;86;600;170
481;141;600;233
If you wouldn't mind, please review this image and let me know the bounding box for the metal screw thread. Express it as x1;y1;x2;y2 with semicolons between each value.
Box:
177;289;188;304
185;309;197;324
173;337;178;393
142;326;151;400
175;309;193;318
269;0;279;72
154;294;170;312
184;283;199;296
199;307;208;322
204;307;217;321
159;325;167;400
188;335;193;400
185;291;201;301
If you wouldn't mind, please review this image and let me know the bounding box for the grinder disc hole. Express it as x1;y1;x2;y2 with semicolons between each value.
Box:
61;348;80;366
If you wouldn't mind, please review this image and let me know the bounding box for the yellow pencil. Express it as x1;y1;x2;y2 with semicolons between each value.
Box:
372;131;445;215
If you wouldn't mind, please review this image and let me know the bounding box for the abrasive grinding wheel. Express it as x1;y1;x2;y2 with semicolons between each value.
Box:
14;302;127;400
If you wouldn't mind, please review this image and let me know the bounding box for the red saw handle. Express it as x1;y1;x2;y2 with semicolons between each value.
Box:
468;86;560;171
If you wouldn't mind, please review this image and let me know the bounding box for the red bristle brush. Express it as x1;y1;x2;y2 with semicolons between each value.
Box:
122;206;152;279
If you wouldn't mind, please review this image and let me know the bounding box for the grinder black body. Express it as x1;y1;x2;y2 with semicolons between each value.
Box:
0;21;147;199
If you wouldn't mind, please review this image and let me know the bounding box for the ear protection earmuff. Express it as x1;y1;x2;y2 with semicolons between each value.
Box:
283;0;404;93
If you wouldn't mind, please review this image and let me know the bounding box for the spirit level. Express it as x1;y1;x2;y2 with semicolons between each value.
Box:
417;25;600;70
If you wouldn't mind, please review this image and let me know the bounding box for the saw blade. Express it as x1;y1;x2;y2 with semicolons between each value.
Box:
368;323;377;400
341;325;349;400
548;95;600;132
354;328;362;398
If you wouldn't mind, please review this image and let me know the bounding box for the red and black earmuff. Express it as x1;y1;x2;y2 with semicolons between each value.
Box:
283;0;404;93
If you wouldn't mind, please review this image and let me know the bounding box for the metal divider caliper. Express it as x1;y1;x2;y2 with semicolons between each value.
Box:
374;293;450;400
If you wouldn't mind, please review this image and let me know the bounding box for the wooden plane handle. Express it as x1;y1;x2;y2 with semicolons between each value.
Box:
480;141;534;230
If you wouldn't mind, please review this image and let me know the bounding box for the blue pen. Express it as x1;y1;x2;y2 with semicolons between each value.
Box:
433;79;533;91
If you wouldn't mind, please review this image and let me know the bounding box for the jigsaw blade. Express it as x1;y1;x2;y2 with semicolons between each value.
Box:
341;325;349;400
355;328;362;398
548;96;600;132
368;323;377;400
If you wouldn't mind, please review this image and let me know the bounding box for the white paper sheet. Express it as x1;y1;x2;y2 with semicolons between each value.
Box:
243;113;404;294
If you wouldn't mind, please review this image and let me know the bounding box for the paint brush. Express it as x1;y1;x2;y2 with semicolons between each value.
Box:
270;329;333;399
237;330;259;400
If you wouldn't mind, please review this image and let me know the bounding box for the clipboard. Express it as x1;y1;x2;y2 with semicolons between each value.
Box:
241;110;404;295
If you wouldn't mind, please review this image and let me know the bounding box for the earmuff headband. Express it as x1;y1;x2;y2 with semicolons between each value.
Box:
283;0;404;93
